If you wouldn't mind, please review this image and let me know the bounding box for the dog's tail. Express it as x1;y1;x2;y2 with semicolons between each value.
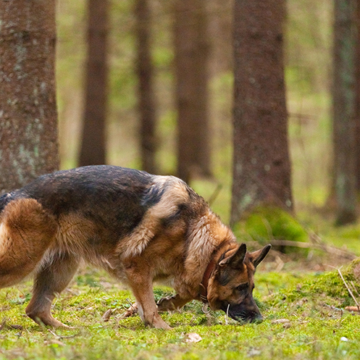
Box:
0;198;57;288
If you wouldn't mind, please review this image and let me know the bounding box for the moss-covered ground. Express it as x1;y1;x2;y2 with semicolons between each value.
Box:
0;262;359;360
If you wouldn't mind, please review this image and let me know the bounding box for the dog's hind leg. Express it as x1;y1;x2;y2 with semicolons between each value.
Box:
0;199;57;288
26;252;79;328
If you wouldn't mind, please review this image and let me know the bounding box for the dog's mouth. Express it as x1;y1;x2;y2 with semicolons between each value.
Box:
221;302;263;324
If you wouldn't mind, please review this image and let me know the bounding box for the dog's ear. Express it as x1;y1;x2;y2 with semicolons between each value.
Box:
249;244;271;268
219;243;247;269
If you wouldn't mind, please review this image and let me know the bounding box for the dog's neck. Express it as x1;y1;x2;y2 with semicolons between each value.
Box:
199;242;230;302
200;257;217;302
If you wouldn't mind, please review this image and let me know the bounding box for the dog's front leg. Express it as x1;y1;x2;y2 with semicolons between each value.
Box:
157;294;191;312
124;259;171;330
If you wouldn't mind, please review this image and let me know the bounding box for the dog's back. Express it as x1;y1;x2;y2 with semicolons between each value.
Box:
0;165;206;273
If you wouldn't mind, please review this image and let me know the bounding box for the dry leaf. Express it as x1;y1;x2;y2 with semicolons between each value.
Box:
248;348;261;357
10;325;23;330
122;303;138;318
345;306;360;312
186;333;202;343
102;309;112;322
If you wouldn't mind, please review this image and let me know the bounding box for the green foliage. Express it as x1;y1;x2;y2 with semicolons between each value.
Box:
0;267;359;359
238;207;308;254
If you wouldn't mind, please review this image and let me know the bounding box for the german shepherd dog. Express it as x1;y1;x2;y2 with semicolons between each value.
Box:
0;166;271;329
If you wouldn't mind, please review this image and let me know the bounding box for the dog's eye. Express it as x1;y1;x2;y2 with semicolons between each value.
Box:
236;283;249;292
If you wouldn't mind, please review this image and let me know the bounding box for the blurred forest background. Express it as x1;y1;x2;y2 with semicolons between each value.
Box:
57;0;333;223
1;0;360;238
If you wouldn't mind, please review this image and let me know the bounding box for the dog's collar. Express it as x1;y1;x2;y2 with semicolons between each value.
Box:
200;258;217;303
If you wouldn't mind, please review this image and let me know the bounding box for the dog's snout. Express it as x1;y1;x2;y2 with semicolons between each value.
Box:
222;296;263;324
249;313;263;323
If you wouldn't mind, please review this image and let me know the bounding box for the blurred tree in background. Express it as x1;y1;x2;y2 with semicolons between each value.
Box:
332;0;357;225
174;0;211;183
78;0;109;166
135;0;157;174
355;0;360;192
0;0;58;194
230;0;293;224
52;0;360;225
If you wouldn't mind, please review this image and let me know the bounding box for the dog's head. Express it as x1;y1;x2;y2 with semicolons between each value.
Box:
207;243;271;323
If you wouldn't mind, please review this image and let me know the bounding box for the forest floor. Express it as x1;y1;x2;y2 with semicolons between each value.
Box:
0;233;359;360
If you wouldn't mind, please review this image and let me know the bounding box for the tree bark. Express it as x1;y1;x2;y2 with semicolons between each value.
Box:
355;0;360;191
135;0;157;174
79;0;108;166
332;0;357;225
0;0;59;194
174;0;211;183
230;0;293;225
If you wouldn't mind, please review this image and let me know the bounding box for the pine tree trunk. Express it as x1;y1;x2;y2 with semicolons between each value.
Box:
332;0;357;225
355;0;360;191
230;0;293;225
135;0;157;174
0;0;58;194
174;0;211;183
79;0;108;166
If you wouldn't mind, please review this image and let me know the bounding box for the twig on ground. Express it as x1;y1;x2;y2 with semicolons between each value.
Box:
48;329;61;340
350;281;360;298
337;267;360;312
225;304;230;325
47;328;80;340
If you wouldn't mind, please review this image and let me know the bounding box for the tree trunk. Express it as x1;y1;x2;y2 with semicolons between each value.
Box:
332;0;357;225
79;0;108;166
355;0;360;191
230;0;293;225
174;0;211;183
0;0;58;194
135;0;157;174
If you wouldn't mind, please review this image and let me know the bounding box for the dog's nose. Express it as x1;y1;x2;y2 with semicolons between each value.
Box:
250;313;263;324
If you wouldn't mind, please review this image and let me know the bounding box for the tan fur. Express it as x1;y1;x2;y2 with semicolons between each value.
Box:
183;210;234;292
0;185;269;329
43;213;95;263
0;199;57;288
116;176;189;259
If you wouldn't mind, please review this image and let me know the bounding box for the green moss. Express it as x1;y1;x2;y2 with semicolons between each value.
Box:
307;258;360;299
240;206;308;254
1;267;360;359
264;259;360;308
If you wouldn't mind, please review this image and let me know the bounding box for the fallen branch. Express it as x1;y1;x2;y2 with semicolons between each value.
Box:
247;240;356;260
